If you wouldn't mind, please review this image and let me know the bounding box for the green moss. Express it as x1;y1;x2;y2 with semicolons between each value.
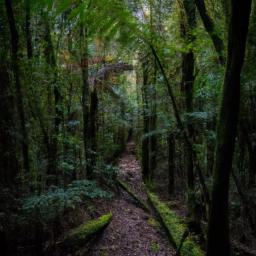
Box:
63;212;112;249
148;192;204;256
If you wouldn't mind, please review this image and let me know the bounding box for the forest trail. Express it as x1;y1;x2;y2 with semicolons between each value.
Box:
87;142;175;256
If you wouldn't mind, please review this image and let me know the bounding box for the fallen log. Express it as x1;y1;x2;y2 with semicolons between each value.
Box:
147;191;204;256
117;179;150;213
58;213;112;252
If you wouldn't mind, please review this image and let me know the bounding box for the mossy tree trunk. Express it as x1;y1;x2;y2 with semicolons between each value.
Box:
207;1;252;255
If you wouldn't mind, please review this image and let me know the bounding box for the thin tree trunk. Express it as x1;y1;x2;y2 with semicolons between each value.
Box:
194;0;225;65
150;44;210;207
149;61;157;178
207;1;252;255
44;18;61;177
141;61;150;181
80;26;90;177
168;134;175;194
181;50;195;214
118;101;126;151
25;0;32;59
148;0;157;179
87;87;98;179
0;63;19;186
5;0;30;174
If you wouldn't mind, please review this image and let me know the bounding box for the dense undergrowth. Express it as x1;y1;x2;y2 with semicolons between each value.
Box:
0;169;115;255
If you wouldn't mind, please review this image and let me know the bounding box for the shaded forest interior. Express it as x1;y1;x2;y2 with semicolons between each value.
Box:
0;0;256;255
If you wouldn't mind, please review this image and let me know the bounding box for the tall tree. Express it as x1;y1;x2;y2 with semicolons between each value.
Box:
141;60;150;181
88;86;98;178
0;63;19;186
148;0;157;179
80;26;91;178
180;0;199;230
5;0;30;174
207;1;252;255
44;16;62;178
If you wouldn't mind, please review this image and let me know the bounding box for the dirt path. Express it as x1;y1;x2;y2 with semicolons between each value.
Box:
87;142;175;256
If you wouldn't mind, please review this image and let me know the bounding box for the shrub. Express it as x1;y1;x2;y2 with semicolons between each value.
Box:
22;180;112;225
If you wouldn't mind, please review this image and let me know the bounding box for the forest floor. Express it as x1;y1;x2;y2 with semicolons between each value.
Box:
86;142;175;256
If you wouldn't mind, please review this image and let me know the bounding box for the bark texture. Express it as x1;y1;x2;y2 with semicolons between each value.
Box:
207;1;252;255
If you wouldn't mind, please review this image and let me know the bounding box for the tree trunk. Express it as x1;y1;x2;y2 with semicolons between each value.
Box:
182;50;195;215
0;63;19;186
148;3;157;179
87;87;98;179
168;134;175;194
5;0;30;174
80;26;90;177
181;0;199;229
207;1;252;255
141;61;150;181
150;45;210;206
44;18;61;178
118;101;126;152
25;0;32;59
194;0;225;64
149;62;157;179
